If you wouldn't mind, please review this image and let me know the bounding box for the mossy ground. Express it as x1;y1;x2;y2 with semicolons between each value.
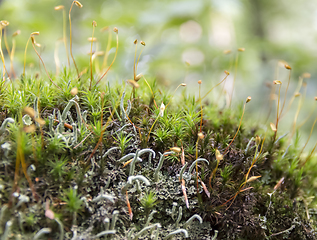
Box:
0;70;316;240
1;6;317;239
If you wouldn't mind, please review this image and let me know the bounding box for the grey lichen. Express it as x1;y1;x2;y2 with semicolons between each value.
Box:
154;151;174;182
163;229;188;239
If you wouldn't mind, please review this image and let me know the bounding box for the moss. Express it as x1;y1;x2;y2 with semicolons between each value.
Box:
0;5;317;240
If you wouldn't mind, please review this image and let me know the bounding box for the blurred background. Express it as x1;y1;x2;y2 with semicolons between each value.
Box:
1;0;316;149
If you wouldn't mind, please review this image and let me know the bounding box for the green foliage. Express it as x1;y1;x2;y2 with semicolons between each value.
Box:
140;190;158;212
48;155;68;181
113;131;132;157
220;164;233;185
61;187;83;214
47;134;68;154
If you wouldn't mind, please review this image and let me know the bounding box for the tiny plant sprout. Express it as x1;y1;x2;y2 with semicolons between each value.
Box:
238;47;245;52
216;149;223;161
302;72;311;78
255;135;261;146
88;37;97;42
0;20;9;27
133;40;146;81
70;87;78;96
170;147;181;153
134;74;142;81
198;132;204;139
246;175;261;183
23;31;38;76
270;122;277;132
54;5;64;10
284;64;292;70
127;79;140;88
198;80;202;84
159;102;165;117
209;149;223;187
272;80;282;140
223;49;231;54
74;0;83;8
274;80;281;85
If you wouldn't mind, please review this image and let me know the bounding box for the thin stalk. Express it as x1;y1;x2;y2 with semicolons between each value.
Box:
273;82;282;142
200;71;230;102
229;53;239;108
280;76;303;120
3;28;11;80
278;68;291;118
10;31;20;78
23;37;31;77
94;27;118;88
133;40;138;80
146;114;160;143
297;97;316;130
69;1;82;78
31;37;61;90
54;39;62;76
302;142;317;167
101;27;112;70
142;75;158;109
0;27;8;80
135;41;145;78
224;97;251;155
62;8;70;67
298;116;317;159
289;94;302;141
89;21;97;90
165;83;186;109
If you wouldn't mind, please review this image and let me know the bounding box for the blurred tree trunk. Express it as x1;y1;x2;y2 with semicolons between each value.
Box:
247;0;267;62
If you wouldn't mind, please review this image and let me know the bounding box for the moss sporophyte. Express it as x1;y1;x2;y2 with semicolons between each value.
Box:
1;2;317;239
